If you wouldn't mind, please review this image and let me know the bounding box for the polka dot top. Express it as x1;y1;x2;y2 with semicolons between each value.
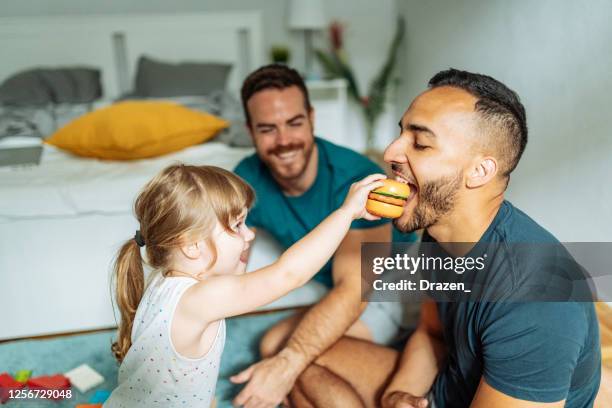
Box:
105;275;225;408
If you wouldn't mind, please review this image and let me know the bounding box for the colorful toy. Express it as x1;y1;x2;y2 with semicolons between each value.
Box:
64;364;104;393
26;374;71;401
13;370;32;384
27;374;71;390
0;372;25;403
89;389;111;404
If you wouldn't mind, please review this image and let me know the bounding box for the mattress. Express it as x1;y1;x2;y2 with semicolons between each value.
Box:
0;140;253;219
0;141;327;340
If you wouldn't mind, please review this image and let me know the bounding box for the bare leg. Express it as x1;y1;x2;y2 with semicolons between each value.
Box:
259;309;307;357
596;365;612;407
260;308;373;358
289;384;315;408
298;336;400;408
291;363;365;408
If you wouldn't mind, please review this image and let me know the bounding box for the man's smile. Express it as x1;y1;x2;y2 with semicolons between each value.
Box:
275;148;301;162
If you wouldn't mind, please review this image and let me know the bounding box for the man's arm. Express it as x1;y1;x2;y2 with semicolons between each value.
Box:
381;299;447;408
280;222;391;369
232;223;390;407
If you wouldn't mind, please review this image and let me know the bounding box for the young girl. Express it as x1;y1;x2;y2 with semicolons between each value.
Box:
104;164;384;407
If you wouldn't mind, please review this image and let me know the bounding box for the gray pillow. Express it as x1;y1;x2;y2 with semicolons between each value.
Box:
209;90;253;148
0;68;101;105
134;56;232;98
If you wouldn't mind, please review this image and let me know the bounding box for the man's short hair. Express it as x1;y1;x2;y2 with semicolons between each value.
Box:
241;64;312;126
428;68;528;178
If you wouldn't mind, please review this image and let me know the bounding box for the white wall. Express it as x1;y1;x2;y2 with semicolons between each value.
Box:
0;0;397;92
396;0;612;241
0;0;399;150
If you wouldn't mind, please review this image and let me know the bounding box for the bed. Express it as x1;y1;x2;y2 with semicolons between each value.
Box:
0;12;327;341
0;142;251;339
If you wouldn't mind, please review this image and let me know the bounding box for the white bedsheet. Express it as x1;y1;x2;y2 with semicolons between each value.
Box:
0;141;327;340
0;141;253;219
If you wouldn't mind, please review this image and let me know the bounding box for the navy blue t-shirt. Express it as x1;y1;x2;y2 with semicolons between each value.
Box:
426;201;601;407
234;137;416;288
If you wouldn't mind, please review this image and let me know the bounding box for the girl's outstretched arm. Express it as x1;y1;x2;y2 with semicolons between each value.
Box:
185;174;386;322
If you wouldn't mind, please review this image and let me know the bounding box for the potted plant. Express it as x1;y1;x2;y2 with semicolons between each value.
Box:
270;45;291;65
315;17;405;158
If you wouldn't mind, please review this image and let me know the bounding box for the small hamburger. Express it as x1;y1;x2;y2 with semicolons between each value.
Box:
366;179;411;218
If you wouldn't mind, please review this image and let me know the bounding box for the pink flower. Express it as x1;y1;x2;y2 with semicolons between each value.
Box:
330;21;344;51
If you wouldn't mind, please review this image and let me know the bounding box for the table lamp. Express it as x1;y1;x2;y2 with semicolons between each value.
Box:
288;0;326;77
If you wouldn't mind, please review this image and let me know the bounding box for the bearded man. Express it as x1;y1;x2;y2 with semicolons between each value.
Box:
287;68;601;408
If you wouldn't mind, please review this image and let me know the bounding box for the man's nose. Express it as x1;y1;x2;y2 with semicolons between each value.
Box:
383;136;408;164
276;127;291;146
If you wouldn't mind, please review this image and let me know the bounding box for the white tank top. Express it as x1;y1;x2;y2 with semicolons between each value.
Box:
105;275;225;408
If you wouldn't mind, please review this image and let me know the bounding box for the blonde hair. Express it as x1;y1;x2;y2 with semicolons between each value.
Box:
111;164;254;362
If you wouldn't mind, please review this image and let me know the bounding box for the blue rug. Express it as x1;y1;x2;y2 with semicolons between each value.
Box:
0;310;294;407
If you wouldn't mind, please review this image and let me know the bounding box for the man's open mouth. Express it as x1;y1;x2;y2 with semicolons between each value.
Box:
273;147;302;162
393;172;418;205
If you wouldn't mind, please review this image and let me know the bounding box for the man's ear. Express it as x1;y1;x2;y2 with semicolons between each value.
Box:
466;157;498;188
180;241;202;260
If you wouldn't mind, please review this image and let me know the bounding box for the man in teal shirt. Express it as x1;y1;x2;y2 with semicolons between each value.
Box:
231;64;416;407
288;69;601;408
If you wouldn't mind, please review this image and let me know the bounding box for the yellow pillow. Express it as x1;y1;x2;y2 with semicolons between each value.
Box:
45;101;229;160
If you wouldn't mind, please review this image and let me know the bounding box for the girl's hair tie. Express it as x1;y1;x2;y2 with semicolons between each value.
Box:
134;230;145;247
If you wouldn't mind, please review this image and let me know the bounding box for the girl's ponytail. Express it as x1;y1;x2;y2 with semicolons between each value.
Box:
111;238;144;362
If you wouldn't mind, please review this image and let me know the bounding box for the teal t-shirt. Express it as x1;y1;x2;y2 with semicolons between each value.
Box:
425;201;601;407
234;137;415;288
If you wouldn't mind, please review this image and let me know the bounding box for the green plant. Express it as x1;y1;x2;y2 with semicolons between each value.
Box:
315;17;405;150
270;45;291;64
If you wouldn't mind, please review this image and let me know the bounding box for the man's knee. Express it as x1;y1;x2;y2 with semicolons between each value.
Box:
293;363;365;408
290;385;314;408
314;336;373;366
259;325;284;358
259;311;305;358
290;368;317;408
295;363;319;389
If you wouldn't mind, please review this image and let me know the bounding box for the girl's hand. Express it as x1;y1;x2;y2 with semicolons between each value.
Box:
341;174;387;220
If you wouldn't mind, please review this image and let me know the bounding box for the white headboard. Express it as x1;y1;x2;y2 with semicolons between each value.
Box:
0;12;264;99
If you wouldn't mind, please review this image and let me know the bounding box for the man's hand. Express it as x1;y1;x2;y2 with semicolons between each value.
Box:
230;354;299;408
382;391;429;408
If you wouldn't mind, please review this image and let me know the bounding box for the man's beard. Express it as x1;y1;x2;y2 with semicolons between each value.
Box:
264;140;314;181
394;172;462;233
